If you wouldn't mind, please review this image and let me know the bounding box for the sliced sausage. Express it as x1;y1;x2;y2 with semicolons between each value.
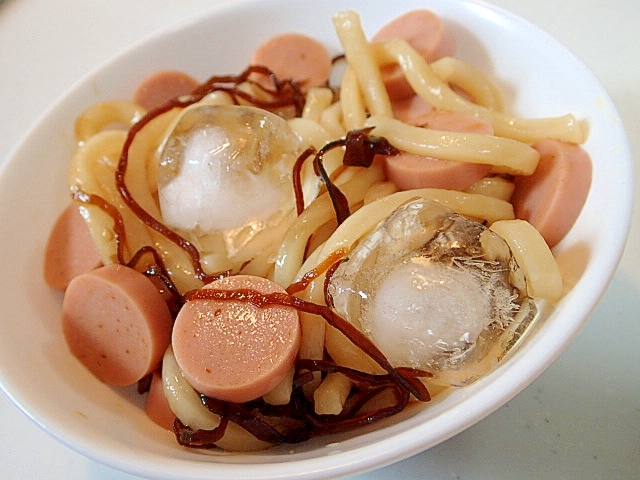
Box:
384;155;493;191
383;111;494;190
372;9;456;100
172;275;300;403
512;138;592;247
391;94;433;123
145;370;176;431
44;202;102;291
132;70;200;111
250;33;332;90
62;264;172;386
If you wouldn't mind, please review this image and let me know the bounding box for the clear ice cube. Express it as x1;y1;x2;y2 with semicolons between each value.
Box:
158;104;302;234
328;198;535;385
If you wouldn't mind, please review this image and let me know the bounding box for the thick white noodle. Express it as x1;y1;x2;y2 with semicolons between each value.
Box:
332;10;393;117
273;164;384;287
376;38;586;144
365;114;540;175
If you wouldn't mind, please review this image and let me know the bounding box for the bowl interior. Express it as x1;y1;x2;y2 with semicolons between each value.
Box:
0;0;632;479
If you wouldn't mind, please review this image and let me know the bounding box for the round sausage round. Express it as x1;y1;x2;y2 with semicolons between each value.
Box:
172;274;301;403
132;70;200;111
383;110;494;190
250;33;332;91
62;264;173;386
145;370;176;431
512;138;592;247
44;202;102;291
372;9;456;99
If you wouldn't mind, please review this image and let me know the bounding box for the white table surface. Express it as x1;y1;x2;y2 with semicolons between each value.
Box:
0;0;638;478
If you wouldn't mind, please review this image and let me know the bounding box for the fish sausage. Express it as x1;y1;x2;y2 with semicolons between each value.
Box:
383;110;494;190
62;264;172;386
372;9;456;99
250;33;332;90
145;370;176;431
132;70;200;111
172;275;300;403
512;138;592;247
44;202;102;291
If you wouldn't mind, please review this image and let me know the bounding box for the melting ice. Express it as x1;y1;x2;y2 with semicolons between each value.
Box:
328;198;536;384
157;104;303;234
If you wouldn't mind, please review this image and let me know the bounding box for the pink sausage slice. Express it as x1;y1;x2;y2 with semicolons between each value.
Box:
383;111;494;190
250;33;332;90
132;70;200;111
372;9;456;100
391;95;434;124
512;138;592;247
145;370;176;431
384;155;493;191
172;275;300;403
44;202;102;291
62;264;172;386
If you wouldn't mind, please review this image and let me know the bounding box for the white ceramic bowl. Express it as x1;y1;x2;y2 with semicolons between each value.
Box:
0;0;632;479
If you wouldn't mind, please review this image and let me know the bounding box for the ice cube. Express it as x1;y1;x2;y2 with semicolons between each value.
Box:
366;256;492;369
158;104;302;233
328;198;533;379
